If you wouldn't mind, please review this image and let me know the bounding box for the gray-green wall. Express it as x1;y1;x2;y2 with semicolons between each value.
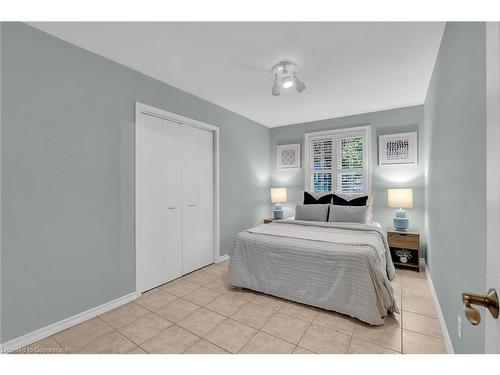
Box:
270;105;426;255
424;22;486;353
0;23;270;342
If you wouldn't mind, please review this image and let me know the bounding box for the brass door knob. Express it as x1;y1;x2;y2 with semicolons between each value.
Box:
462;288;499;325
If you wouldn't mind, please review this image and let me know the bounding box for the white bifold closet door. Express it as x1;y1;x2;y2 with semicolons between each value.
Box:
136;112;214;293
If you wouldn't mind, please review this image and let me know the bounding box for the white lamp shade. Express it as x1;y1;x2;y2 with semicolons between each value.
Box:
388;188;413;208
271;187;288;204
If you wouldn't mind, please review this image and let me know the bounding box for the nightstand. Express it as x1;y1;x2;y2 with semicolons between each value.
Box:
263;218;275;224
387;228;420;272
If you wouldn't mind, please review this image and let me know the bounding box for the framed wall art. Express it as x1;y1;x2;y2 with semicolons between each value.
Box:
277;143;301;170
379;132;417;165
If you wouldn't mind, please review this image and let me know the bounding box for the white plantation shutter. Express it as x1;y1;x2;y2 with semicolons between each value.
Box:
305;127;370;195
336;132;365;194
309;137;333;192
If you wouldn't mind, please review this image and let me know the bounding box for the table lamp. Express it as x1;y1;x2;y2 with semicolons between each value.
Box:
271;187;287;219
388;188;413;231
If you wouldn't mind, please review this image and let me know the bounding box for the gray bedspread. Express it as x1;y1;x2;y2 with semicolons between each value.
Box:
227;220;398;325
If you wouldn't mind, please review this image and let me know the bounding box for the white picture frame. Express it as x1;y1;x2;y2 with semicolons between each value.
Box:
379;132;418;165
277;144;301;170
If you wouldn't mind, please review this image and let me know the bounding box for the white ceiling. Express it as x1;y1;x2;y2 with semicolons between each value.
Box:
29;22;445;128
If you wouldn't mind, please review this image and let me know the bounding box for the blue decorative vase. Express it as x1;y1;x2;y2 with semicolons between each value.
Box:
273;204;284;219
393;209;409;230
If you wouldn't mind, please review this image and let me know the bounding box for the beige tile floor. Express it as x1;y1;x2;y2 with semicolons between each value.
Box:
17;261;448;354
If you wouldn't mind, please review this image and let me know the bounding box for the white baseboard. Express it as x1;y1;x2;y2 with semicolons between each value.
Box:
0;291;139;353
215;254;229;263
422;260;455;354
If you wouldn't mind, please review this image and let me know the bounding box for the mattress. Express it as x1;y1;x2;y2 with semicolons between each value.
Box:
227;219;398;325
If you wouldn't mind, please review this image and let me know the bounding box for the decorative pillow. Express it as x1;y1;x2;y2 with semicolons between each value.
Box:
328;205;370;223
303;191;333;205
332;194;368;206
295;204;329;222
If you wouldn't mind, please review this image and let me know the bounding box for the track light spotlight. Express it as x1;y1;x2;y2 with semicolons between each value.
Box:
295;74;306;93
272;74;280;96
271;61;306;96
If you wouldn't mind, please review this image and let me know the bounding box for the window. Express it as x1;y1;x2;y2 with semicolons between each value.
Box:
305;126;371;195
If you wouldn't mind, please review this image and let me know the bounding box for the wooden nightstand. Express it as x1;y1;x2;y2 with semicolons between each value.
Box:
264;218;275;224
387;228;420;272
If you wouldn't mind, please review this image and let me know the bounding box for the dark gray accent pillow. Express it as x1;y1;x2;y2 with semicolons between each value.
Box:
332;194;368;206
295;204;329;222
303;191;333;205
328;204;370;223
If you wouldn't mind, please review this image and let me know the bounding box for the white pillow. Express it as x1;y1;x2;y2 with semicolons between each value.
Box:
328;204;371;224
295;204;329;222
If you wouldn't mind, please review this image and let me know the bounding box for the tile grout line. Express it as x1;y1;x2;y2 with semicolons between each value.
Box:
232;295;293;353
236;303;285;354
113;300;190;353
113;329;143;353
345;321;357;354
401;327;446;341
127;300;182;329
289;309;319;353
182;331;230;354
48;334;71;354
63;317;119;354
352;316;403;353
401;308;439;319
400;269;446;351
174;321;222;354
349;336;400;354
349;318;365;353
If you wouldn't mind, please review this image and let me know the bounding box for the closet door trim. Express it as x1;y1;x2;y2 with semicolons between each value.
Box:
135;102;220;293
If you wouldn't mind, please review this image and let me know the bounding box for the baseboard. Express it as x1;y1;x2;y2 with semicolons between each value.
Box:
215;254;229;263
0;291;139;353
419;257;425;269
422;260;455;354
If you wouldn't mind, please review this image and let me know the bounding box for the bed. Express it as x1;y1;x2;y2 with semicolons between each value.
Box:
227;219;398;325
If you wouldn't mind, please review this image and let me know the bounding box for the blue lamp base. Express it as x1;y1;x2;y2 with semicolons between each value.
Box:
393;209;409;230
273;204;284;219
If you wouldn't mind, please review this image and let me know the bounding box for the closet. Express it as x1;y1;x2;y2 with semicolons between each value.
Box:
136;108;215;293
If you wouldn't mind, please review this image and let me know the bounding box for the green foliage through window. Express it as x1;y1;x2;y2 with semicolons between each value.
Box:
341;137;363;169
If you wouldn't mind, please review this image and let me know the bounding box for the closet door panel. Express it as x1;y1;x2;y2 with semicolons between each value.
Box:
197;129;214;267
182;126;200;274
182;127;214;274
163;120;183;282
136;114;164;292
181;126;200;207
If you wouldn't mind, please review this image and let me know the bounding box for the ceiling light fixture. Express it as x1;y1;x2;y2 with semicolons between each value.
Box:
271;61;306;96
